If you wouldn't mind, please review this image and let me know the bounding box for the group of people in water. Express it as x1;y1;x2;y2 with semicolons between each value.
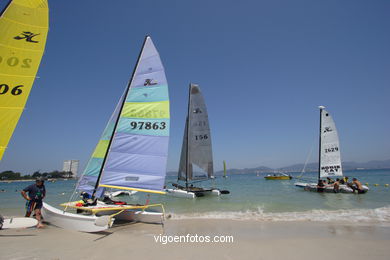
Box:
317;177;365;193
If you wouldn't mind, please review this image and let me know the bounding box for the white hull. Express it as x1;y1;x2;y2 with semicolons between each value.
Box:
96;209;163;224
1;217;38;229
41;202;113;233
104;190;137;198
165;188;221;199
165;189;195;198
295;182;369;193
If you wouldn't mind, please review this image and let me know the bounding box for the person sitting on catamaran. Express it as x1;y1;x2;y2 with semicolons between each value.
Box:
317;180;326;192
351;178;365;194
326;177;335;184
21;178;46;228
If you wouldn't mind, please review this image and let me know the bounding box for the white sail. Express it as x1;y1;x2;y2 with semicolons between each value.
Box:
319;107;343;178
178;84;213;181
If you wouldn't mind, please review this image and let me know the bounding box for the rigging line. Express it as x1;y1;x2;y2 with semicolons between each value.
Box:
64;177;82;213
298;137;316;178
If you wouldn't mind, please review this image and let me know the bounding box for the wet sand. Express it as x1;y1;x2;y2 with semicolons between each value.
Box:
1;220;389;260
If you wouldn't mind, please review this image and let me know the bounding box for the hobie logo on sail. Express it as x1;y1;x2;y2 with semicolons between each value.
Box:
14;32;40;43
193;108;202;114
324;126;332;133
144;79;157;86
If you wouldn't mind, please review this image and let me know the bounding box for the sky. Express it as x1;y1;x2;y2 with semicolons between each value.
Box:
0;0;389;175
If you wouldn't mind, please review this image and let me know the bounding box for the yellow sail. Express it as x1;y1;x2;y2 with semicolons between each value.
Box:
0;0;48;160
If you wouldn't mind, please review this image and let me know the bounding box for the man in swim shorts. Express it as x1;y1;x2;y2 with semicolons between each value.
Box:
21;177;46;228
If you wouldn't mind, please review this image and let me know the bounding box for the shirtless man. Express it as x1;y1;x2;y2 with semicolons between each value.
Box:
352;178;365;194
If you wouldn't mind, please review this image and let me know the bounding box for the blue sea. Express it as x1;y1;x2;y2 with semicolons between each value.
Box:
1;169;390;223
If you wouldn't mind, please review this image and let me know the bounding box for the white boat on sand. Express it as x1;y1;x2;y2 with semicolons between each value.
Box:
42;36;170;232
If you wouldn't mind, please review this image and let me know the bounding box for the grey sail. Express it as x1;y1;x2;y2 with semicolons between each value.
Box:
319;106;343;178
178;84;214;181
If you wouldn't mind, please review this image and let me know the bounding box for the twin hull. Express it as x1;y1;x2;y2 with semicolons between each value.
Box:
166;188;221;199
295;182;369;193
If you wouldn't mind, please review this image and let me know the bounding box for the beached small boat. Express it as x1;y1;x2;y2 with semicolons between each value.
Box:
0;0;49;161
295;106;368;194
166;84;229;199
42;36;170;231
264;174;292;180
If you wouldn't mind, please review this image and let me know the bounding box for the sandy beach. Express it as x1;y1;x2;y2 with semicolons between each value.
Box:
1;219;389;260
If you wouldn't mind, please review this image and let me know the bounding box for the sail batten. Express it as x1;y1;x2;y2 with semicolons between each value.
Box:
0;0;48;161
319;107;343;178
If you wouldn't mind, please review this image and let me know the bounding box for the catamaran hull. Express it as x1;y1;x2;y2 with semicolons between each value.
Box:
295;182;369;194
96;210;163;224
165;189;221;199
104;190;137;198
41;202;112;233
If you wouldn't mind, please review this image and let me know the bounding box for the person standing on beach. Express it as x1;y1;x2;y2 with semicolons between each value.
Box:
21;178;46;228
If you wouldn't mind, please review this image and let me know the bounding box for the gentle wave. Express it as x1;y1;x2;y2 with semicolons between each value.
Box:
168;206;390;223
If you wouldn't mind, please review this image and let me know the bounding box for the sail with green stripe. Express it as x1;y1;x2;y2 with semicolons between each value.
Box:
77;36;169;196
76;93;124;197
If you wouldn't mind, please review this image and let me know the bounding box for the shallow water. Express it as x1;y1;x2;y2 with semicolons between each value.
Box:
1;169;389;222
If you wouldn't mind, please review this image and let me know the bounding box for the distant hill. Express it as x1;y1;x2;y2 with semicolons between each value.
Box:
278;159;390;172
167;159;390;176
215;166;273;175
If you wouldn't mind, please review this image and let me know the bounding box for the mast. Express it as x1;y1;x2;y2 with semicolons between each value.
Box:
223;161;226;177
92;36;149;198
318;106;324;181
185;84;192;189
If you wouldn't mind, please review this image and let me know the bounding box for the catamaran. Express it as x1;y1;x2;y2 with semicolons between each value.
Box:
166;84;229;199
223;160;228;178
42;36;170;232
0;0;48;161
295;106;369;193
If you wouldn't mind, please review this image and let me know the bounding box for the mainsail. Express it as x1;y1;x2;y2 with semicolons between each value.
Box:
319;106;343;178
0;0;48;160
78;36;169;196
178;84;213;181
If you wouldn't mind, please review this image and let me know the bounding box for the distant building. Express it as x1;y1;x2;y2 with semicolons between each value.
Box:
63;160;79;178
